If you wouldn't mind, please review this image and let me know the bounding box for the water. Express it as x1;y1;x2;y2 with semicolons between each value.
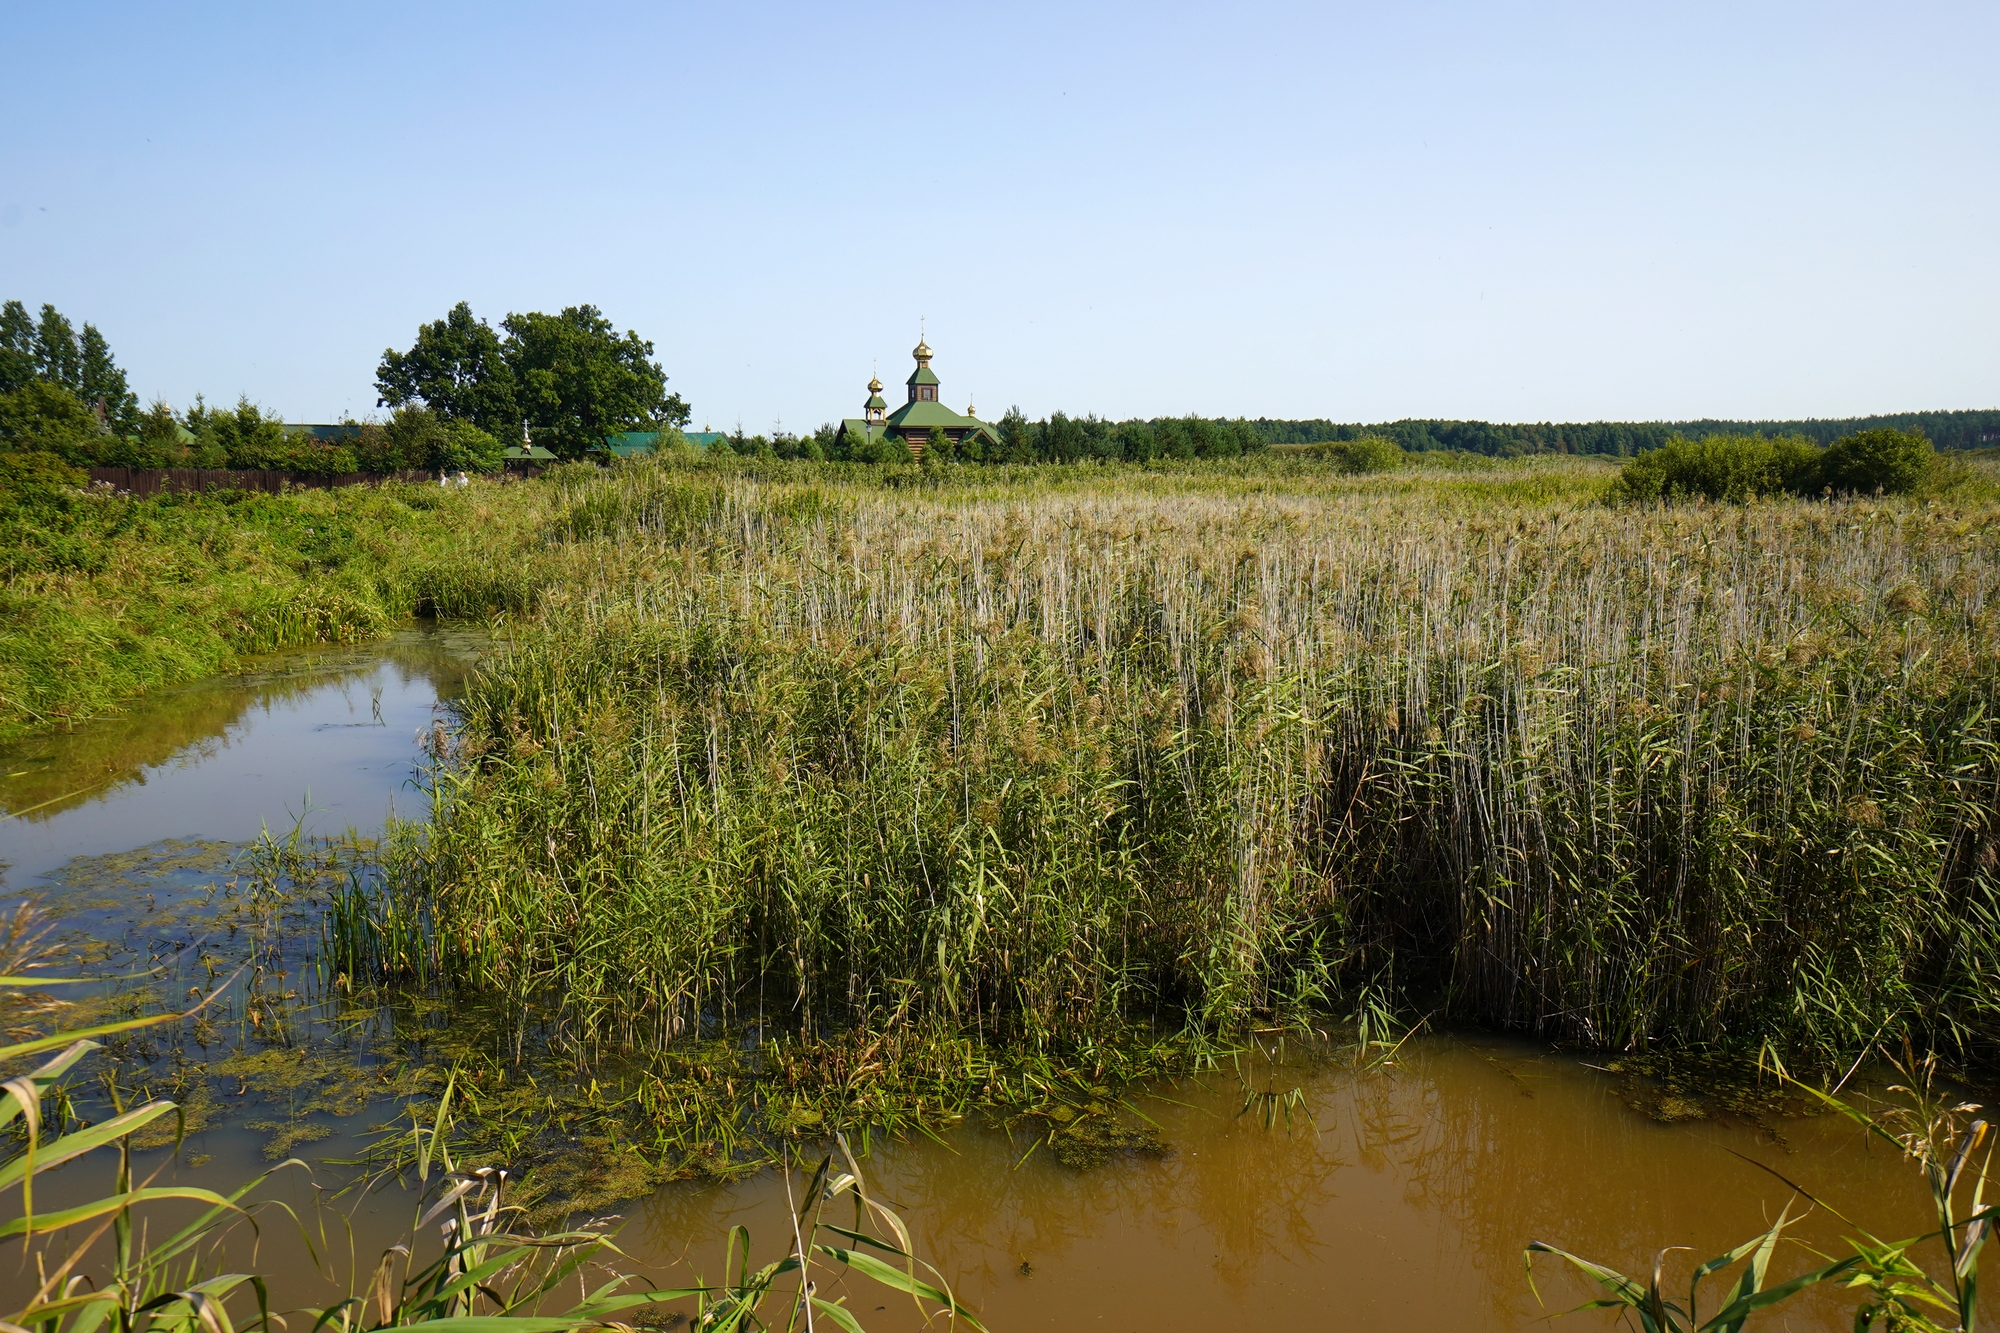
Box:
0;633;1956;1330
0;627;486;885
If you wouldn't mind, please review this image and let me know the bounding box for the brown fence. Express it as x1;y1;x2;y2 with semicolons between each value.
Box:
87;467;437;497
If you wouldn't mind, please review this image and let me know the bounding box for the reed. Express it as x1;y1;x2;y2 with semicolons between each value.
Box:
371;457;2000;1072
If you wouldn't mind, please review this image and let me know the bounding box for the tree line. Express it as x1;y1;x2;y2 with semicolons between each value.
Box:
721;411;1269;464
0;298;687;475
1253;409;2000;456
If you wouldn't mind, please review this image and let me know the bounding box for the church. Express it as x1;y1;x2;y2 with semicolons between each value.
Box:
840;338;1000;458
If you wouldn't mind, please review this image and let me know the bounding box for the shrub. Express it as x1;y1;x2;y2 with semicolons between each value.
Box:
369;406;505;474
0;379;103;461
1605;433;1821;503
0;450;85;506
1818;427;1934;496
1313;435;1405;474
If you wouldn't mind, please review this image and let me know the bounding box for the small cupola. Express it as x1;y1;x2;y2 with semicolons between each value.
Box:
865;375;886;424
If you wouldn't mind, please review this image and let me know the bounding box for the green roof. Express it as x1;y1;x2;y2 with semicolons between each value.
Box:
504;443;559;462
604;431;659;457
906;365;939;387
885;400;985;431
865;392;886;410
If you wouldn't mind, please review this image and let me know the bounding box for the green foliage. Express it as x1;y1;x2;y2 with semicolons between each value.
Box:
504;304;687;459
0;452;87;526
0;379;104;461
1608;429;1940;504
1606;434;1823;503
375;300;523;442
1256;409;2000;456
1305;435;1405;474
359;407;505;474
0;300;138;433
1820;428;1936;496
0;301;34;392
0;477;562;738
379;301;690;461
924;424;953;466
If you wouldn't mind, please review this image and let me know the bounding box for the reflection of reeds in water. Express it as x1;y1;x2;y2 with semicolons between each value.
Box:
0;630;482;822
386;463;2000;1071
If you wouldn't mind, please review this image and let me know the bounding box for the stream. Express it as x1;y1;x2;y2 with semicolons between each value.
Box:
0;629;1948;1330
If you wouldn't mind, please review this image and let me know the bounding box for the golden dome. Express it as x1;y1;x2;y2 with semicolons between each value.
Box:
912;339;932;361
868;375;883;393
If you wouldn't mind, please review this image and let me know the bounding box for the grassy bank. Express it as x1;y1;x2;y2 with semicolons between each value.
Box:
345;454;2000;1080
0;461;567;741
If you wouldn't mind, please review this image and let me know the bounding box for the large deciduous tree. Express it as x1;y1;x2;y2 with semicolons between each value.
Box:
501;304;687;459
375;302;521;443
377;302;688;460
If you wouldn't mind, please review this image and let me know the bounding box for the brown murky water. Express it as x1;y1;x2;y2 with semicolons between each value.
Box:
0;633;1960;1331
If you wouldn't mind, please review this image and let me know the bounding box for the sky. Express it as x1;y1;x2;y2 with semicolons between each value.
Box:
3;1;1995;431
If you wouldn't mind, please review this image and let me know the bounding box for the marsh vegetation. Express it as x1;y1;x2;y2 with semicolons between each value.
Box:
335;454;2000;1079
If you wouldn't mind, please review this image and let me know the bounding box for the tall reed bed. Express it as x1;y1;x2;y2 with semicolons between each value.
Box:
382;461;2000;1069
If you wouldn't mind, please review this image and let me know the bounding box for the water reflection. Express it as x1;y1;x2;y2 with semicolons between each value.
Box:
0;627;485;885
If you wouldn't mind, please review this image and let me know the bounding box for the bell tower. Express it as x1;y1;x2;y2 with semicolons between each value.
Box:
864;375;886;425
907;337;939;403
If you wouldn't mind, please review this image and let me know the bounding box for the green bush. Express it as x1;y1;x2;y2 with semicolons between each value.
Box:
1819;427;1934;496
0;380;104;461
1312;435;1405;474
1606;433;1822;503
0;450;86;508
363;406;505;474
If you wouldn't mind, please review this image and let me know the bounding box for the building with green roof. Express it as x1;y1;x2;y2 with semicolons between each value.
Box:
840;339;1000;458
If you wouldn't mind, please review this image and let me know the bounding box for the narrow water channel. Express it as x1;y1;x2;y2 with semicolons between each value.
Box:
0;632;1954;1331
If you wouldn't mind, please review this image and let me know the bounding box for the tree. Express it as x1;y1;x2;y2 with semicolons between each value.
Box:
997;407;1034;463
32;305;80;391
924;425;955;466
501;305;687;460
0;302;34;393
78;324;138;435
0;304;138;434
186;396;292;469
376;302;522;442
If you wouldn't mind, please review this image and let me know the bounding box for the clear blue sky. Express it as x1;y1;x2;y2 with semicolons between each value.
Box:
4;2;1994;431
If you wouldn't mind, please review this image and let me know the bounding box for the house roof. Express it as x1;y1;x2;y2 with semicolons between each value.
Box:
504;443;559;462
604;431;660;457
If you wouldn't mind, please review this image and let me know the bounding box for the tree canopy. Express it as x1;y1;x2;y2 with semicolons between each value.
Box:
377;302;688;460
0;300;139;434
374;302;520;442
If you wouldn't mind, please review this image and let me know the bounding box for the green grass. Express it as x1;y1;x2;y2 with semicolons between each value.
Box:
0;471;571;740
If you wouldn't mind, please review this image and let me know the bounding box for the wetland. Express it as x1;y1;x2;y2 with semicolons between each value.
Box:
5;454;2000;1331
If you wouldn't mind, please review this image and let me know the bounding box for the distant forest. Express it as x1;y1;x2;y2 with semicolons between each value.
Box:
1252;408;2000;456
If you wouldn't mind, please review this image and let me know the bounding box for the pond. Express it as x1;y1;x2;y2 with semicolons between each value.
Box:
0;631;1952;1331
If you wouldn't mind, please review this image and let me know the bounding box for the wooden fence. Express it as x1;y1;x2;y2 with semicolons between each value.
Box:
87;467;438;497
